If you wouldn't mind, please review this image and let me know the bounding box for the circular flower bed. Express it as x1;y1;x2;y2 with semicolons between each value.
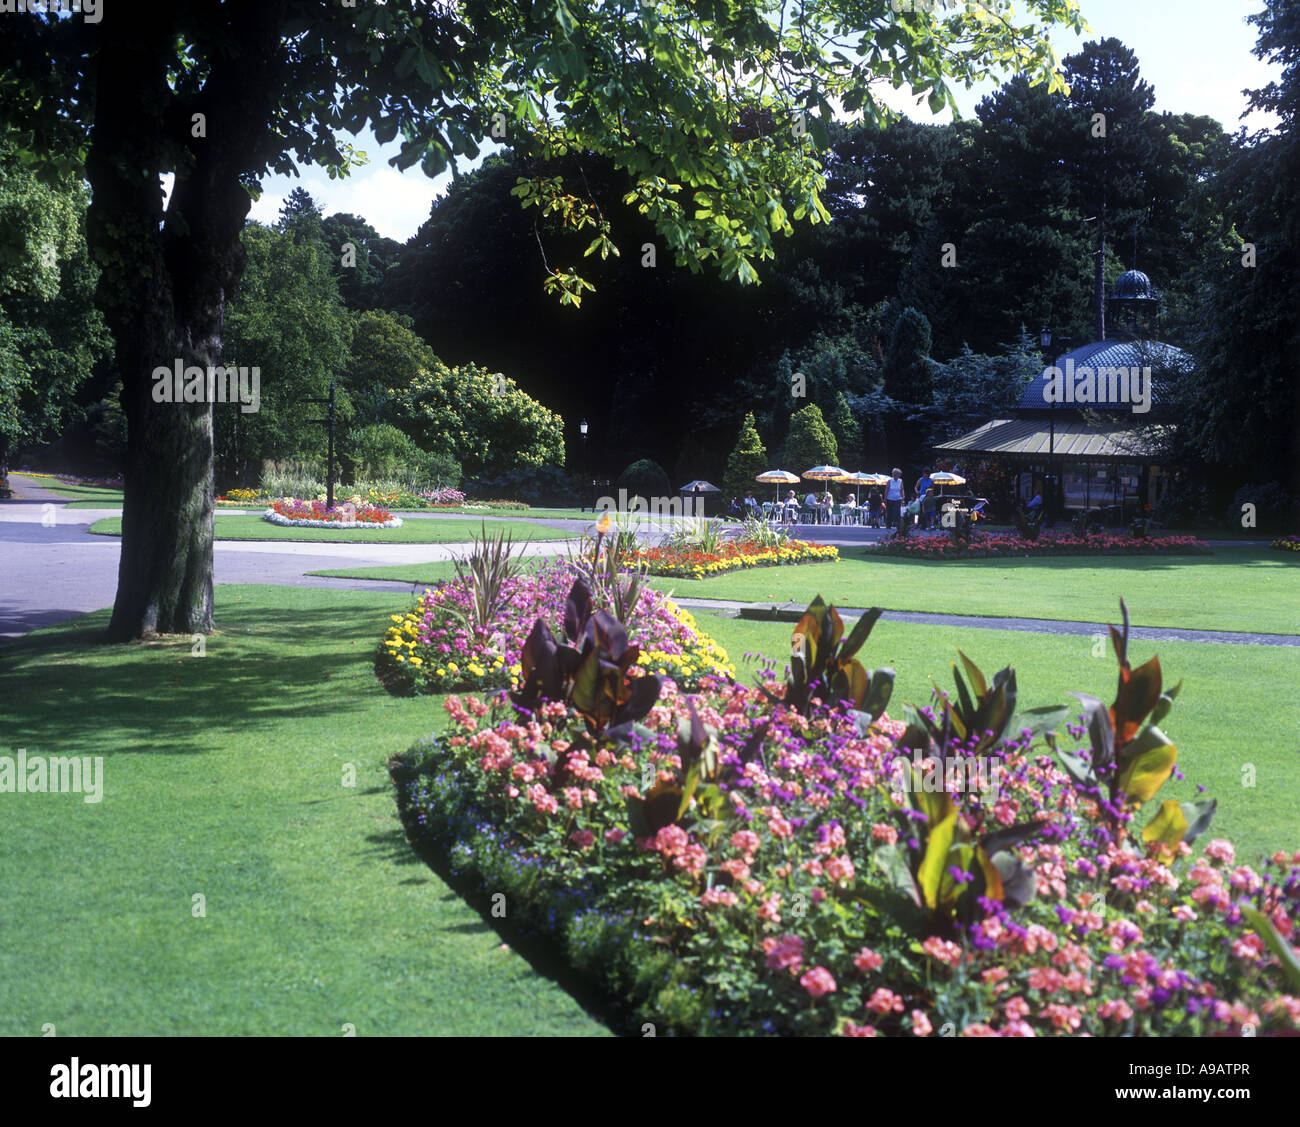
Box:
378;558;733;695
874;530;1210;560
263;498;401;528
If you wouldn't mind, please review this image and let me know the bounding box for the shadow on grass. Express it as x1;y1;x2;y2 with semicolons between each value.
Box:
388;759;629;1037
0;596;417;760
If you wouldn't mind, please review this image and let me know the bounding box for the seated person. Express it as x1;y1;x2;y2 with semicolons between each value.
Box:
818;491;834;523
783;490;801;524
743;490;762;517
727;496;745;520
841;493;857;524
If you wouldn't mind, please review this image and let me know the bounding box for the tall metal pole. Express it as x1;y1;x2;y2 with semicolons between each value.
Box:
327;381;335;512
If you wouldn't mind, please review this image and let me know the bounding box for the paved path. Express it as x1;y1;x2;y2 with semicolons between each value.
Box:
0;475;580;641
1;474;1288;646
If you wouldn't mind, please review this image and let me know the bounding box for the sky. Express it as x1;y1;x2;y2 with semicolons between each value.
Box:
242;0;1282;243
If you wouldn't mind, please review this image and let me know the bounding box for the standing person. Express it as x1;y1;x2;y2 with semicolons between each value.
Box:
867;485;882;528
885;468;905;531
915;469;934;529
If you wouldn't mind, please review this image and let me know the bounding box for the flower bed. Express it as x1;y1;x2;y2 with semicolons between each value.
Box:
377;559;733;696
217;487;267;505
630;538;838;579
263;498;401;528
874;530;1211;560
1271;536;1300;553
391;589;1300;1037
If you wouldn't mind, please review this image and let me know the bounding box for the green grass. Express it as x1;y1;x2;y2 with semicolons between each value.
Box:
0;587;608;1036
87;513;578;543
699;611;1300;863
301;546;1298;634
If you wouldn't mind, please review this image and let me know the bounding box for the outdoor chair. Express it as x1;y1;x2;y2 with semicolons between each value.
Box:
799;505;818;525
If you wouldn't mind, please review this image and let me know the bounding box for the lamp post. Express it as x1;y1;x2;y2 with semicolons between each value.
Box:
579;418;589;512
304;381;337;512
1039;326;1054;526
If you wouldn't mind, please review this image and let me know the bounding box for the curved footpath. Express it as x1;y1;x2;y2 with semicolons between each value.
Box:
1;474;1291;647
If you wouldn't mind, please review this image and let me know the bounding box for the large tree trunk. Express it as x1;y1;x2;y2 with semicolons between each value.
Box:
83;4;286;640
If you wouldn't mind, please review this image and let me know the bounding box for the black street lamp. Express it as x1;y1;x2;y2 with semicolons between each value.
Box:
579;418;589;512
1040;326;1054;526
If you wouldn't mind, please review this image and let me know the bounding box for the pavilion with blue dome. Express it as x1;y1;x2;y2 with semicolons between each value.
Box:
934;269;1194;523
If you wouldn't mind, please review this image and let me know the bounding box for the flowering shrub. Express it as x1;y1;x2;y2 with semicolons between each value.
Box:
630;538;838;579
874;530;1211;560
218;487;266;504
265;498;401;527
1271;536;1300;553
377;559;733;696
392;591;1300;1037
357;486;525;511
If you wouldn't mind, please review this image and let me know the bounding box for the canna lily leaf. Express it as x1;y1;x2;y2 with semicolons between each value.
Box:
1180;797;1217;846
991;851;1037;908
917;807;959;908
1241;907;1300;992
1141;799;1188;861
957;650;988;698
873;844;922;908
840;606;884;661
1112;653;1163;749
1116;735;1176;804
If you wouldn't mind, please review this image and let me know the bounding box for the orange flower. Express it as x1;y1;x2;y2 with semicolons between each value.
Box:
595;510;612;536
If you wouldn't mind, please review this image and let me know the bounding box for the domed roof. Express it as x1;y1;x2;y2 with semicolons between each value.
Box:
1113;269;1154;300
1019;338;1193;412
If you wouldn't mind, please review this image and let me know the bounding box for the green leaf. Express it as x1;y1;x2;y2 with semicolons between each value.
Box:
1241;907;1300;992
917;807;958;908
1116;737;1177;804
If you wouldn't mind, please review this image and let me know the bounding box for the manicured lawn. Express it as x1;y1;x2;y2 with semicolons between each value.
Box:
698;611;1300;863
0;586;608;1036
302;546;1297;634
87;513;578;543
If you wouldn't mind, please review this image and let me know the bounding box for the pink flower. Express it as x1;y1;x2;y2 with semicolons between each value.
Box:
1097;999;1133;1022
921;936;962;967
870;823;898;845
824;855;856;884
854;947;883;972
650;824;689;858
911;1010;933;1036
604;828;626;845
570;830;594;850
1232;934;1266;961
1004;996;1031;1021
700;887;738;908
1027;966;1063;993
1204;838;1235;864
757;896;782;924
866;987;904;1015
762;934;804;973
961;1023;998;1037
1042;1003;1082;1032
526;783;558;815
841;1022;878;1037
729;829;761;858
800;966;837;998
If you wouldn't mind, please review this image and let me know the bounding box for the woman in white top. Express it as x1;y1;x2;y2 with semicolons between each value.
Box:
841;492;857;525
818;491;833;524
885;468;905;531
